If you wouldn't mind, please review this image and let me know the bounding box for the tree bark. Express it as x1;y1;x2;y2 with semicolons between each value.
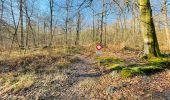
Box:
138;0;161;58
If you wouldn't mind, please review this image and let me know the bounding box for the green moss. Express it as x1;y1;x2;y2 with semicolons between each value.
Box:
148;58;164;63
104;57;169;78
148;58;170;68
97;57;125;66
121;65;163;78
121;68;134;78
107;64;122;70
140;65;163;74
131;67;144;74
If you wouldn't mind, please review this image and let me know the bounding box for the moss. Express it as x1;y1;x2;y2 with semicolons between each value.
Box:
148;58;170;63
148;58;164;63
107;64;122;70
148;58;170;68
140;65;163;74
121;68;134;78
121;65;163;78
131;67;144;75
97;57;125;66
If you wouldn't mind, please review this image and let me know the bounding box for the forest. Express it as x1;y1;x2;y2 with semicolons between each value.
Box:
0;0;170;99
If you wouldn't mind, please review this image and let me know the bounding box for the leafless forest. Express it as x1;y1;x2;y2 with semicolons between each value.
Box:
0;0;170;99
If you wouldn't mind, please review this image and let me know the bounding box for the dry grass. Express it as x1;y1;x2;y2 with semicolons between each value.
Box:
0;73;36;95
0;46;66;61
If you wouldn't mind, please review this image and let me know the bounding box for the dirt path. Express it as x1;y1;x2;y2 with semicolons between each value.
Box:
24;55;101;100
57;55;101;99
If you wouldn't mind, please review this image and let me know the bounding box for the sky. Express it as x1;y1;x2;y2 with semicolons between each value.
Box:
36;0;170;25
3;0;170;28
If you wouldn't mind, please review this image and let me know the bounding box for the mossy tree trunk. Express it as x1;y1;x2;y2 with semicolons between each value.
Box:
138;0;161;58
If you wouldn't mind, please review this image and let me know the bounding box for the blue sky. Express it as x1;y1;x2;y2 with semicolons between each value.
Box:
4;0;170;28
36;0;170;25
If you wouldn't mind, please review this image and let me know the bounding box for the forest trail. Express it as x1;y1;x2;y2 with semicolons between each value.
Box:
57;54;102;99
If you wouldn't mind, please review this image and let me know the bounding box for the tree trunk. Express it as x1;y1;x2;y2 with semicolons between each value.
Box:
75;10;81;46
100;0;105;44
104;0;107;47
92;9;95;41
20;0;24;50
0;0;5;48
138;0;161;58
49;0;53;47
65;0;70;45
162;0;170;47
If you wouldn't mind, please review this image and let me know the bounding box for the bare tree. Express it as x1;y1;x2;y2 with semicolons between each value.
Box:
24;0;37;49
162;0;170;47
20;0;24;50
9;0;20;53
100;0;105;44
75;9;81;45
64;0;72;45
0;0;5;47
49;0;54;46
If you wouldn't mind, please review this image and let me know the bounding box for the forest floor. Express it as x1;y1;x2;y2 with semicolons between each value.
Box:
0;46;170;100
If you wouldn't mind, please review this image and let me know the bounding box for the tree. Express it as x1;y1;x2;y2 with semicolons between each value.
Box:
90;3;96;41
49;0;54;46
24;0;37;49
100;0;105;44
20;0;24;50
64;0;72;45
75;9;81;45
138;0;161;58
9;0;20;53
162;0;170;47
0;0;5;47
